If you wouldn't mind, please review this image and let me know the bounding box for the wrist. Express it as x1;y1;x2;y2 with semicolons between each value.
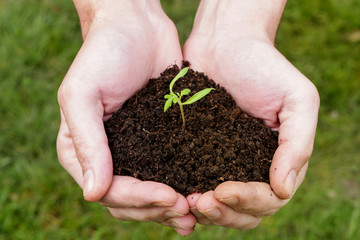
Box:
194;0;287;43
73;0;163;39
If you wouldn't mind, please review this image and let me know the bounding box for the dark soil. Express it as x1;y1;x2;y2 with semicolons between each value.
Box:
104;63;279;196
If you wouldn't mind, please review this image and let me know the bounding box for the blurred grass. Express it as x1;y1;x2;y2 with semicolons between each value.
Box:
1;0;359;239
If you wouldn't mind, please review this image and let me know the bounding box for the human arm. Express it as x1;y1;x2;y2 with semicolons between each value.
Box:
183;0;319;229
56;0;196;235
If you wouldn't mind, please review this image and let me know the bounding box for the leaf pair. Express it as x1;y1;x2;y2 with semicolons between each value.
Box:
163;67;215;128
164;89;190;112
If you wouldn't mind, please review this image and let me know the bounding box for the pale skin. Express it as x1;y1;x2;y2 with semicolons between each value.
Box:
57;0;319;236
182;0;319;229
57;0;196;235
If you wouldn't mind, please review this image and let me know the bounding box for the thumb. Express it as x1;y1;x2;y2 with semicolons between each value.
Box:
270;86;319;199
58;90;113;202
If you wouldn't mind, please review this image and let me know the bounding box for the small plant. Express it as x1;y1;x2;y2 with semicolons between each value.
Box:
164;67;214;128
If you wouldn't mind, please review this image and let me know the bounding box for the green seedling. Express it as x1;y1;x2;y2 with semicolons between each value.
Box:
164;67;214;128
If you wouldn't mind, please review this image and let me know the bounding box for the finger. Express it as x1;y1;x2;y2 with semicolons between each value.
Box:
56;118;83;185
173;228;194;236
196;191;262;230
58;81;113;202
107;194;189;222
187;193;201;209
163;214;197;236
270;83;319;199
187;193;212;225
99;176;178;208
214;181;289;217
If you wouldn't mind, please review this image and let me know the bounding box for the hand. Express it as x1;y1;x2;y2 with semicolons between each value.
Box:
57;0;195;235
183;0;319;229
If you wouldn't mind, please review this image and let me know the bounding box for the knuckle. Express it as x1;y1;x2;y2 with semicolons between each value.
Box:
308;83;320;107
73;139;93;167
57;84;65;106
57;82;70;107
303;147;313;162
57;80;79;108
56;132;76;171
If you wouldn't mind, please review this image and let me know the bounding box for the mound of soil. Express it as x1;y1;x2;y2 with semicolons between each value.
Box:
104;64;278;196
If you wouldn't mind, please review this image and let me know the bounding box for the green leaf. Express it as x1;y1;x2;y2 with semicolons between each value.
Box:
180;89;191;96
169;67;189;93
164;94;173;99
183;88;215;105
164;97;173;112
172;97;178;104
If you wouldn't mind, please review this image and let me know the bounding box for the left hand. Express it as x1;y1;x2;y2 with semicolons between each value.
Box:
182;0;319;229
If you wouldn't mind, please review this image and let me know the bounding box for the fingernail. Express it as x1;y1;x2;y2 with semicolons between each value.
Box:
83;169;94;194
285;170;297;197
200;207;221;220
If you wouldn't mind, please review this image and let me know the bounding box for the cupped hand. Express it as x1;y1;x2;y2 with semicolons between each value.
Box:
183;0;319;230
57;1;195;235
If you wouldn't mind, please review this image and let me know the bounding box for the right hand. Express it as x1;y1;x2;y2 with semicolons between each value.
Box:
57;0;196;235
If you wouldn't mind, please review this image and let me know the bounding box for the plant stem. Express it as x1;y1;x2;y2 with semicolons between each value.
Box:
179;103;186;129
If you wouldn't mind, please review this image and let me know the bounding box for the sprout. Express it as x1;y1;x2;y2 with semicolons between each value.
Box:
164;67;214;128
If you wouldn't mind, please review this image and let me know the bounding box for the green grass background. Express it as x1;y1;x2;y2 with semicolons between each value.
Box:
1;0;359;239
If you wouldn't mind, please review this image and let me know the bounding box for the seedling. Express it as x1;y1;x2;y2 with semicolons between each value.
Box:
164;67;214;128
